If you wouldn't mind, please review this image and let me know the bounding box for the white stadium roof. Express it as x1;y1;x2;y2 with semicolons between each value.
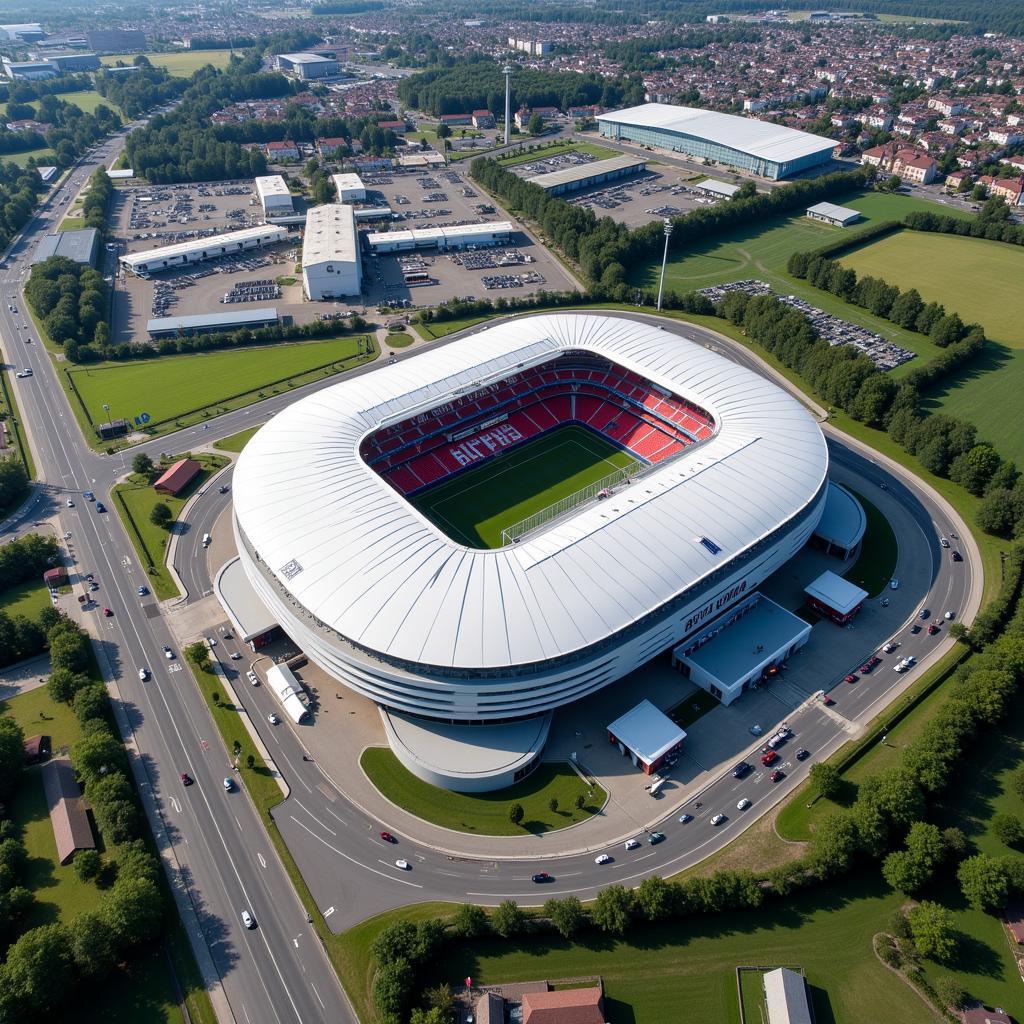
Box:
233;313;828;670
597;103;836;164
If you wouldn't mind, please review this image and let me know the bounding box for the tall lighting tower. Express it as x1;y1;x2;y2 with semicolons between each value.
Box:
656;218;674;312
503;65;513;146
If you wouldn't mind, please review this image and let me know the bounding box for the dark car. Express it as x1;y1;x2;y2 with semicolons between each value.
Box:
844;673;858;684
770;769;785;783
380;831;396;843
732;761;752;779
951;550;962;562
218;485;229;494
180;772;193;786
927;623;940;635
796;748;810;761
648;831;666;845
910;624;922;634
532;872;553;883
95;502;106;513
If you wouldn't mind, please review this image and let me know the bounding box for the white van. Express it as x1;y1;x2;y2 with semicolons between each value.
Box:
202;533;211;547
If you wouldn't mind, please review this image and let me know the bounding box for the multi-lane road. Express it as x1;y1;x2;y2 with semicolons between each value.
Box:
1;127;979;1019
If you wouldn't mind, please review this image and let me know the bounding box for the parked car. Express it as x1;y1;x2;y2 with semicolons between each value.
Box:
380;831;396;843
927;624;940;635
890;579;900;590
821;692;835;706
844;673;858;684
737;798;751;811
909;624;921;635
919;608;930;619
595;853;612;865
711;814;726;826
883;642;899;653
66;499;75;507
679;813;693;823
103;607;113;617
951;550;962;562
761;750;778;766
940;537;950;548
164;646;174;659
395;859;410;870
95;502;106;513
137;585;148;596
944;611;955;620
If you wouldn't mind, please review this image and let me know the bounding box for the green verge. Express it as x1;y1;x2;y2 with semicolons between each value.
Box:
60;216;86;231
360;748;606;836
496;140;619;167
213;426;261;453
0;361;37;481
100;49;236;76
112;453;229;600
383;331;414;348
843;488;899;599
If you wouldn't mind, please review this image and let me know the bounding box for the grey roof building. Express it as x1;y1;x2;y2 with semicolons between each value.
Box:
32;228;100;268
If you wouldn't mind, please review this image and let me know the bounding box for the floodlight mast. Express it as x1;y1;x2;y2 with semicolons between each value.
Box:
656;218;674;312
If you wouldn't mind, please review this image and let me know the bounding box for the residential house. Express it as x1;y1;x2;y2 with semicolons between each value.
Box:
265;140;300;161
471;109;495;128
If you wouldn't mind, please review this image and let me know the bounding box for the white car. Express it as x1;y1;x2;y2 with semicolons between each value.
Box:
66;499;75;507
711;814;726;826
595;853;612;865
883;642;899;653
624;838;641;850
944;611;955;620
737;798;751;811
247;670;258;686
267;712;280;725
163;646;174;659
138;667;149;681
229;651;242;660
889;578;900;590
940;537;950;548
241;910;255;929
395;859;410;870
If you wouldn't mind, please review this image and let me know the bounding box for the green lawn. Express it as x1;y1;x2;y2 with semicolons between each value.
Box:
0;577;51;619
7;146;55;168
60;216;86;231
30;90;119;116
497;140;619;168
360;748;606;836
842;488;898;598
384;331;414;348
112;453;228;600
213;426;261;453
410;424;639;548
100;50;237;77
425;876;930;1024
840;231;1024;350
63;335;375;446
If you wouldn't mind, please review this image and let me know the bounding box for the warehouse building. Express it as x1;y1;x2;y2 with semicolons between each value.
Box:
147;307;279;338
44;52;100;72
806;201;861;226
525;154;647;195
366;221;514;254
276;52;339;80
255;175;294;218
3;58;57;80
302;203;362;300
332;172;366;203
86;29;145;51
695;178;740;199
120;225;287;276
597;103;836;180
0;23;45;43
32;228;99;268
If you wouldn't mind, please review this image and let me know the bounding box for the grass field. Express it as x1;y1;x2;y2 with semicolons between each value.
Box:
0;577;51;619
361;749;606;836
497;140;619;168
64;336;374;446
30;90;119;116
842;488;898;598
213;426;260;453
410;424;639;548
7;145;55;168
840;231;1024;350
100;50;237;77
113;453;228;599
424;875;929;1024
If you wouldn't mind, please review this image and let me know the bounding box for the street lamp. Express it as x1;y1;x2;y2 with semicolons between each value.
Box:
656;217;673;312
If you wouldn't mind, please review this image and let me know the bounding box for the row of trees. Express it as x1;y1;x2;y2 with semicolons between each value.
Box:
903;200;1024;247
24;255;110;351
0;533;57;593
0;459;27;517
0;161;47;254
93;59;185;120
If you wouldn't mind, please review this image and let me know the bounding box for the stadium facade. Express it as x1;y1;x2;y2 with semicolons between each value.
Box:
231;314;828;786
596;103;836;179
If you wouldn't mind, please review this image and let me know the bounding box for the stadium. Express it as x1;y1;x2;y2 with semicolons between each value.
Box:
231;313;829;790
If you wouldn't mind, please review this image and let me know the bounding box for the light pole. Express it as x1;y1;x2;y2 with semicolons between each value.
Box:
503;65;513;147
656;217;673;312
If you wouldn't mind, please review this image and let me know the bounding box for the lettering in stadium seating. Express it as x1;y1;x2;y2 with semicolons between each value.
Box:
450;424;523;466
682;580;748;633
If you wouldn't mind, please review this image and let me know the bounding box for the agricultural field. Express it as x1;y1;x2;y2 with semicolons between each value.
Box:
63;335;374;445
410;424;639;548
100;50;236;77
630;190;967;372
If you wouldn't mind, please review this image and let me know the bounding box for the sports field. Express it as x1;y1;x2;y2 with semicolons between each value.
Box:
100;49;236;77
410;424;640;548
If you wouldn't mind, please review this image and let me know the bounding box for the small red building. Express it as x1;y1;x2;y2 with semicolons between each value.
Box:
153;458;201;496
43;567;66;587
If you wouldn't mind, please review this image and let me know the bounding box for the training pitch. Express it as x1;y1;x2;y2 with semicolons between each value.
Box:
410;424;640;548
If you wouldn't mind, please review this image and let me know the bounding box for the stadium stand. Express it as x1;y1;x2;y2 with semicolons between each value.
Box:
361;353;716;497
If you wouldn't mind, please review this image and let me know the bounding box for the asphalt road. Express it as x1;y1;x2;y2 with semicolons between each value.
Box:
2;140;353;1024
157;311;974;928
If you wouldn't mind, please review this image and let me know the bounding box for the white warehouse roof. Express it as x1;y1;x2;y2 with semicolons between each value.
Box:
607;699;686;764
121;225;287;272
302;203;358;266
366;221;514;251
255;175;291;201
805;570;867;616
332;172;365;195
597;103;836;164
233;313;828;670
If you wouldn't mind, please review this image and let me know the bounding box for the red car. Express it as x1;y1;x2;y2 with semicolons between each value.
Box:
380;831;396;843
844;673;858;684
821;693;835;706
180;773;192;786
761;750;778;767
770;769;784;783
927;623;940;635
102;607;113;617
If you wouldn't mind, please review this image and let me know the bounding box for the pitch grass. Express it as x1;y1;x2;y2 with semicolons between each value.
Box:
360;749;606;836
113;453;228;600
410;424;640;548
65;335;373;444
420;875;926;1024
100;50;237;77
840;230;1024;349
497;140;619;168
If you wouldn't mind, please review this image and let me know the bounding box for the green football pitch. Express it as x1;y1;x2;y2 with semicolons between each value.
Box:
410;424;640;548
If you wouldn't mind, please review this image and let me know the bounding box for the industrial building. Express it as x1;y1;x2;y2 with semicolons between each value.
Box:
332;172;366;203
806;200;862;226
607;699;686;777
120;225;288;276
0;23;45;43
597;103;836;180
695;178;740;199
525;154;647;195
146;307;280;338
366;221;514;254
276;52;339;80
32;228;99;268
302;204;362;300
85;29;145;51
763;968;813;1024
255;175;294;218
44;52;100;72
2;58;57;80
804;569;868;625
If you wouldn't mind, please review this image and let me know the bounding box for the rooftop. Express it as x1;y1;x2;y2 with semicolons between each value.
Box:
147;307;279;335
302;203;359;265
807;201;862;221
32;228;98;266
255;174;291;199
805;569;868;616
525;154;646;190
606;699;686;764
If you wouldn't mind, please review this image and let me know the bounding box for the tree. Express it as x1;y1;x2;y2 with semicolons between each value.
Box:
958;854;1009;913
548;797;558;814
435;122;451;139
132;453;153;475
492;899;525;938
943;826;968;861
993;812;1024;849
73;683;109;725
807;811;860;878
884;174;902;192
150;502;173;529
372;958;410;1021
47;667;91;705
425;983;454;1015
734;180;757;200
508;802;524;826
1012;768;1024;803
69;909;118;977
809;762;842;800
592;884;633;934
0;717;23;801
908;901;957;962
100;875;164;947
527;112;545;136
949;444;1001;496
574;793;585;810
74;849;102;883
451;902;487;938
635;875;674;921
72;726;128;786
410;1009;447;1024
3;923;75;1010
544;895;585;938
933;975;966;1011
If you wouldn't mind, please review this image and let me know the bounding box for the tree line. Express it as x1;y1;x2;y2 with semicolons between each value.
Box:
0;621;166;1024
25;255;110;353
94;59;186;121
